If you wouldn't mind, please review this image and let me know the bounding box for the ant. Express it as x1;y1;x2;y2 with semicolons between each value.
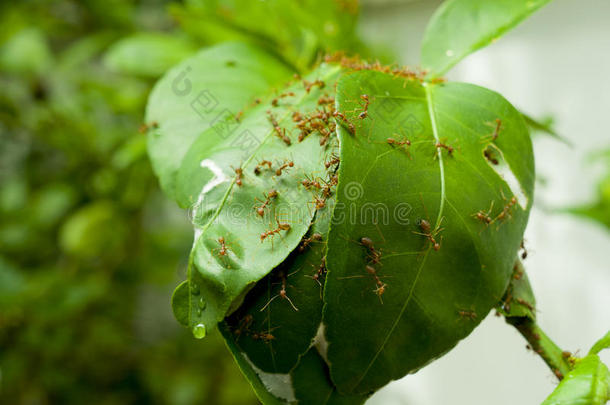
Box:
267;111;291;145
303;79;325;93
325;155;340;169
306;257;327;288
216;237;229;256
313;197;326;210
484;147;499;165
333;111;355;134
260;271;299;311
413;218;443;251
232;314;253;339
472;201;495;226
298;232;323;252
255;189;278;217
253;159;273;175
435;142;455;157
520;239;528;259
358;94;370;119
275;160;294;176
260;218;291;243
301;175;322;190
387;136;412;158
458;309;477;321
317;95;335;106
138;121;158;134
319;128;332;146
488;118;502;142
234;167;244;186
235;110;243;122
360;237;382;265
251;330;276;343
365;265;388;303
495;192;517;223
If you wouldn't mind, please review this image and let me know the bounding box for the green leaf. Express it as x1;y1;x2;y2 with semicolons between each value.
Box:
541;355;610;405
222;324;369;405
173;0;362;72
223;193;335;374
173;63;343;336
324;71;534;394
421;0;553;76
498;260;537;320
521;112;571;146
104;32;197;78
565;172;610;231
145;42;293;202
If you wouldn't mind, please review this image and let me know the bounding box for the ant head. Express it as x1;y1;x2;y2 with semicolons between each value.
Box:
360;237;374;248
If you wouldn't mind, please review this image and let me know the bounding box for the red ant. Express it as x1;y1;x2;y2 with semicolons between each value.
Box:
298;232;323;252
520;239;528;259
360;237;382;265
138;121;158;134
235;111;243;122
472;201;494;227
333;111;355;134
260;219;291;243
306;257;327;288
495;192;517;223
301;175;322;190
489;118;502;142
413;218;443;251
458;309;477;320
234;167;243;186
387;136;412;158
232;314;253;339
217;237;229;256
317;95;335;106
254;159;273;175
255;189;278;217
358;94;370;119
313;197;326;210
325;155;340;169
303;79;325;93
260;271;299;312
251;330;276;343
275;160;294;176
435;142;454;157
267;111;291;145
365;265;388;303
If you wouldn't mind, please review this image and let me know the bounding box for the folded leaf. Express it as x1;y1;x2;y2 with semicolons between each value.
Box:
173;63;343;336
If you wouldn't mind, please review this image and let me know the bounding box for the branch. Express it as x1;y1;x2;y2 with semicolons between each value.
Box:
505;316;573;380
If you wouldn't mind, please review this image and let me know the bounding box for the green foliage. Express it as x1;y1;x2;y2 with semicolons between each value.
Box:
325;71;534;394
421;0;553;76
104;32;197;78
0;1;258;404
542;332;610;405
143;0;577;403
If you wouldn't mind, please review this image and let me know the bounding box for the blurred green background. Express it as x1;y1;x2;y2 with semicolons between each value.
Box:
0;1;254;404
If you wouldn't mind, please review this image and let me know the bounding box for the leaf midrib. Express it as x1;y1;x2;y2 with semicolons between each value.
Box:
352;83;446;389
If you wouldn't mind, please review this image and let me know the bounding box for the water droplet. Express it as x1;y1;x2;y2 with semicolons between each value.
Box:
192;323;206;339
191;283;200;295
196;308;202;316
198;298;206;310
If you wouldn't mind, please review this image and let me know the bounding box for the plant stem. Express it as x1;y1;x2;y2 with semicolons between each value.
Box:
506;316;573;380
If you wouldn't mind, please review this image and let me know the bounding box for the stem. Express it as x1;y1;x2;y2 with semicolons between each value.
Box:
506;316;572;380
